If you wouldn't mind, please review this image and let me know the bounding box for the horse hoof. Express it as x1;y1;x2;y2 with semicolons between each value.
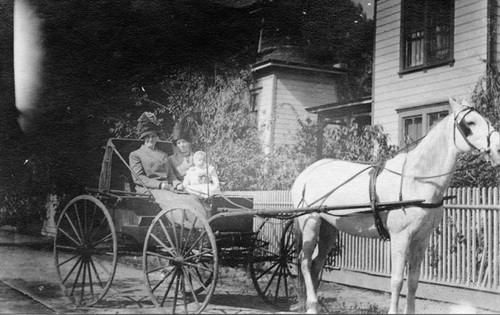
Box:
305;301;318;314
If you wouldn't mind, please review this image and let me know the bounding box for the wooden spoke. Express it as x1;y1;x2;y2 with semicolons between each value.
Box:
87;260;95;299
91;232;114;248
184;266;208;293
150;233;177;256
158;219;178;255
145;250;175;262
57;227;82;247
89;257;105;288
62;213;84;245
58;253;79;267
151;267;175;293
62;257;83;285
70;258;85;296
80;259;87;301
181;216;198;254
162;269;178;307
166;211;179;249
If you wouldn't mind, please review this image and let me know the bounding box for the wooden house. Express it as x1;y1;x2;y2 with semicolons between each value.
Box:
250;49;347;152
373;0;497;145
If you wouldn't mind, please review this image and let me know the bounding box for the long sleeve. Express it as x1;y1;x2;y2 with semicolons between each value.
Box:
129;150;162;189
167;162;181;188
183;169;193;187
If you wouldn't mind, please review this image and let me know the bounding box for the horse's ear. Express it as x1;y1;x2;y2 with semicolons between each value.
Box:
449;97;462;112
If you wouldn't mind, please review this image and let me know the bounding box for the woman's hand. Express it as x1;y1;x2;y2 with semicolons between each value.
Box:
160;182;172;190
175;183;184;191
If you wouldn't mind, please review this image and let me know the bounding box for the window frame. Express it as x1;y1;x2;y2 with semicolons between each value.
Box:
397;102;450;146
399;0;455;75
249;87;262;113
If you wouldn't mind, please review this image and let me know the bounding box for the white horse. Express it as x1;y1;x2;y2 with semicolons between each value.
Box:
291;97;500;314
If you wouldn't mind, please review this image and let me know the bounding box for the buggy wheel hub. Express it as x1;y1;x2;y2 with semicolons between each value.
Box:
171;256;184;266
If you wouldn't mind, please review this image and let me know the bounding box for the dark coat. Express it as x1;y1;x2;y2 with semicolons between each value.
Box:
129;144;180;190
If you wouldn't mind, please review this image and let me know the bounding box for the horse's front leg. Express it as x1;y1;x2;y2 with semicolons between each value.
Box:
388;234;410;314
405;238;429;314
299;213;321;314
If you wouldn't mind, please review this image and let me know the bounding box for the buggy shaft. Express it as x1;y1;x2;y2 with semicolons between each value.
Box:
210;199;426;220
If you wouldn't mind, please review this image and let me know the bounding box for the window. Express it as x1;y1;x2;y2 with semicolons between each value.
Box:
248;88;262;127
250;89;261;113
398;103;449;146
401;0;454;72
428;111;448;130
403;115;422;143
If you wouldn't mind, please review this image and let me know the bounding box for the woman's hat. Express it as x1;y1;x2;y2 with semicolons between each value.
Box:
172;117;192;143
137;112;165;139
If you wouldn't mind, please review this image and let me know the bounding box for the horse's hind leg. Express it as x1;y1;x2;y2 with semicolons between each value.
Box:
405;238;430;314
311;220;337;290
298;213;321;314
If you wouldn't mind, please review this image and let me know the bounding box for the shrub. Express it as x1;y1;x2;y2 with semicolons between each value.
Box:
0;190;45;232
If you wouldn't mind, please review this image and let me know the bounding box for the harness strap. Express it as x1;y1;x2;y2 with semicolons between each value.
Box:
369;161;391;240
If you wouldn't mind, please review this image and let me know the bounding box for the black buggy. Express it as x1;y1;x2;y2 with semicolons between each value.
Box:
53;138;298;314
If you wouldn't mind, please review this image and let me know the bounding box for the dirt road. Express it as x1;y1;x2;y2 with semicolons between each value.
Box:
0;229;496;314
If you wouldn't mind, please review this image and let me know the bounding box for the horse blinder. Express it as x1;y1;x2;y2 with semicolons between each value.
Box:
454;107;491;151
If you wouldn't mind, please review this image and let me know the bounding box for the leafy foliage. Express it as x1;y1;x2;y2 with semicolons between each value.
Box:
129;67;394;191
0;190;45;231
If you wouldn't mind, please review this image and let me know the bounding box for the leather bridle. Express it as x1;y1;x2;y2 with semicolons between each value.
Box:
453;107;495;152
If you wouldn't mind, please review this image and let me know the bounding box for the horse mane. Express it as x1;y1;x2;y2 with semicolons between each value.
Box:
389;112;460;196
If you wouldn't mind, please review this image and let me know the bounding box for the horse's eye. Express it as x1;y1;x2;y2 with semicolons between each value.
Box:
467;121;475;126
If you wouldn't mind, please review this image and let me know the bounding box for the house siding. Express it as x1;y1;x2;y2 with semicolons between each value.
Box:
373;0;488;145
495;0;500;69
273;72;339;146
255;75;276;152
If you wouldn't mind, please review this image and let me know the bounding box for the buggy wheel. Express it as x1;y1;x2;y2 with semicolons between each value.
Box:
249;219;298;308
143;208;218;314
54;195;118;306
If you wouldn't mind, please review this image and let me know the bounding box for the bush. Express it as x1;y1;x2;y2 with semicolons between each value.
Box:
0;190;45;233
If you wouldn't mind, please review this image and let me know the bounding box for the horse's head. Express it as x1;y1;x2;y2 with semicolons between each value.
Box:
450;97;500;166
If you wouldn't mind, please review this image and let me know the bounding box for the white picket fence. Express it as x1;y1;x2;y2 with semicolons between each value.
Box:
228;187;500;293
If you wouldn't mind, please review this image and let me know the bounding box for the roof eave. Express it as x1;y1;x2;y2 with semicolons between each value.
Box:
251;59;348;75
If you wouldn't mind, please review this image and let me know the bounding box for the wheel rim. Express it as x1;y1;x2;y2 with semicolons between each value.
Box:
249;219;298;307
54;195;117;306
143;208;218;314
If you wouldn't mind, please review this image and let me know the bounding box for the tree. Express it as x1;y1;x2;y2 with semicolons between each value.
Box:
129;67;271;190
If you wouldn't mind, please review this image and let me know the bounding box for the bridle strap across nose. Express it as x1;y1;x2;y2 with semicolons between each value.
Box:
453;107;493;151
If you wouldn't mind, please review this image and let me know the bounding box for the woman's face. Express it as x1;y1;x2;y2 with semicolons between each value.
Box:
144;133;159;149
176;139;191;154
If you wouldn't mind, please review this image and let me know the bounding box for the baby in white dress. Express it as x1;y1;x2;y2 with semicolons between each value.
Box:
183;151;221;198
